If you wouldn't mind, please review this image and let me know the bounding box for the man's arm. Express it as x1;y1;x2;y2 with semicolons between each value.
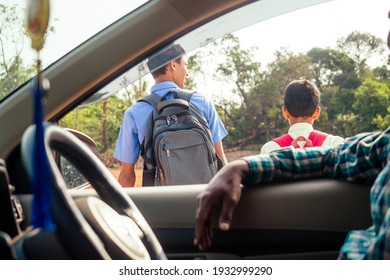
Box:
117;162;136;187
214;140;228;166
194;159;249;251
243;148;334;185
194;148;336;251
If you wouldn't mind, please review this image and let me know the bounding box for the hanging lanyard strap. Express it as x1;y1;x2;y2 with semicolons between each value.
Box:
26;0;54;230
31;74;54;230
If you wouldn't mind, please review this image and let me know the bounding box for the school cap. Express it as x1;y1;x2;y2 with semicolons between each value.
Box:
147;43;186;72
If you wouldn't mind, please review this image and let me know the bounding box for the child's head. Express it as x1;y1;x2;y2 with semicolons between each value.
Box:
283;79;321;124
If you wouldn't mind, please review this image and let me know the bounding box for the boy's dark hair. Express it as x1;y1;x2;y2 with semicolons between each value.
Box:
147;44;186;78
283;79;321;117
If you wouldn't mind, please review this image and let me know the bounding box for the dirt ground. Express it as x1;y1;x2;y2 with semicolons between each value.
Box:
225;148;258;162
110;147;260;187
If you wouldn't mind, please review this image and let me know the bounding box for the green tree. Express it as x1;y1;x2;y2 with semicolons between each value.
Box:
211;34;265;146
59;95;129;165
267;47;312;93
0;3;32;97
60;70;149;166
317;86;355;137
372;55;390;83
353;78;390;132
0;2;55;98
373;107;390;131
186;52;203;90
337;31;386;78
334;113;360;138
307;47;360;90
118;76;148;106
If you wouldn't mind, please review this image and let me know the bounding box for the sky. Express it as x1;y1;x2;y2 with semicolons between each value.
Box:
234;0;389;68
43;0;147;64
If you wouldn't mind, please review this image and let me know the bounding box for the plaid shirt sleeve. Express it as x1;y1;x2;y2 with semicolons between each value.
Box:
243;128;390;260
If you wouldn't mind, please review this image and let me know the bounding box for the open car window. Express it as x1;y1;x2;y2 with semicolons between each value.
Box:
56;0;389;188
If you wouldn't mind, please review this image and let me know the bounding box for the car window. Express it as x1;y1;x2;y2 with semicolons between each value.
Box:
0;0;149;102
57;0;389;188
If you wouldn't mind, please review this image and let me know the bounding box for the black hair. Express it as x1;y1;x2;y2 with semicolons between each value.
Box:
283;79;320;117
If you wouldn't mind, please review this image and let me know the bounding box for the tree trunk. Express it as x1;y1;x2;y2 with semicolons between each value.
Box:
102;99;109;152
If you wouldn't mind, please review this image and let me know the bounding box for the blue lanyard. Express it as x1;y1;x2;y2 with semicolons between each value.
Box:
31;75;55;230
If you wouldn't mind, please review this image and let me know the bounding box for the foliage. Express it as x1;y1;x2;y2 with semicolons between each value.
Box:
334;113;360;138
373;106;390;131
337;31;386;78
352;78;390;132
186;53;203;90
118;77;148;106
59;96;129;165
317;86;356;136
213;34;265;146
0;3;30;98
0;2;55;99
307;48;360;90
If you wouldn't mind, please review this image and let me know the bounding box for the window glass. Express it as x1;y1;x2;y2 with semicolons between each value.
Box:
0;0;148;101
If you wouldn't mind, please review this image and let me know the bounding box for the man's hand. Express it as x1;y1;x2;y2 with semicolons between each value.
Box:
194;160;249;251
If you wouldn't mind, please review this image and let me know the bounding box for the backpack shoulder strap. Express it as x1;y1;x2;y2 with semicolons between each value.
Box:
138;90;196;107
176;89;195;102
273;134;294;147
308;130;328;146
137;93;161;109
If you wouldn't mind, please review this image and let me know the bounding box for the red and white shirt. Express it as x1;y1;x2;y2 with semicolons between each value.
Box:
260;123;344;154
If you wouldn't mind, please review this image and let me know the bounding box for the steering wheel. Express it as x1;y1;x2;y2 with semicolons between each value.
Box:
21;124;167;260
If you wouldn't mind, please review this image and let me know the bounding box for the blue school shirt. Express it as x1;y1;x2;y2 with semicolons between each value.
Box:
114;81;228;164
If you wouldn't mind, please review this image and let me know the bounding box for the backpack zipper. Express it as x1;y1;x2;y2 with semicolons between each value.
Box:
155;111;208;128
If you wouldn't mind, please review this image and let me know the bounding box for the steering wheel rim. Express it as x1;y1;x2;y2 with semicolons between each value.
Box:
21;123;167;260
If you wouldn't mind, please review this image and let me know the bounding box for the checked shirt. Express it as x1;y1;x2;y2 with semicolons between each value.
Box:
243;127;390;259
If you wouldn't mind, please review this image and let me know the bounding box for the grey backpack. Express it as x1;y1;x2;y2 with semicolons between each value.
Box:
139;90;219;186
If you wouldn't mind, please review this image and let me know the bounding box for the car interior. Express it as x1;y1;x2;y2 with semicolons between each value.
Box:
0;0;374;260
